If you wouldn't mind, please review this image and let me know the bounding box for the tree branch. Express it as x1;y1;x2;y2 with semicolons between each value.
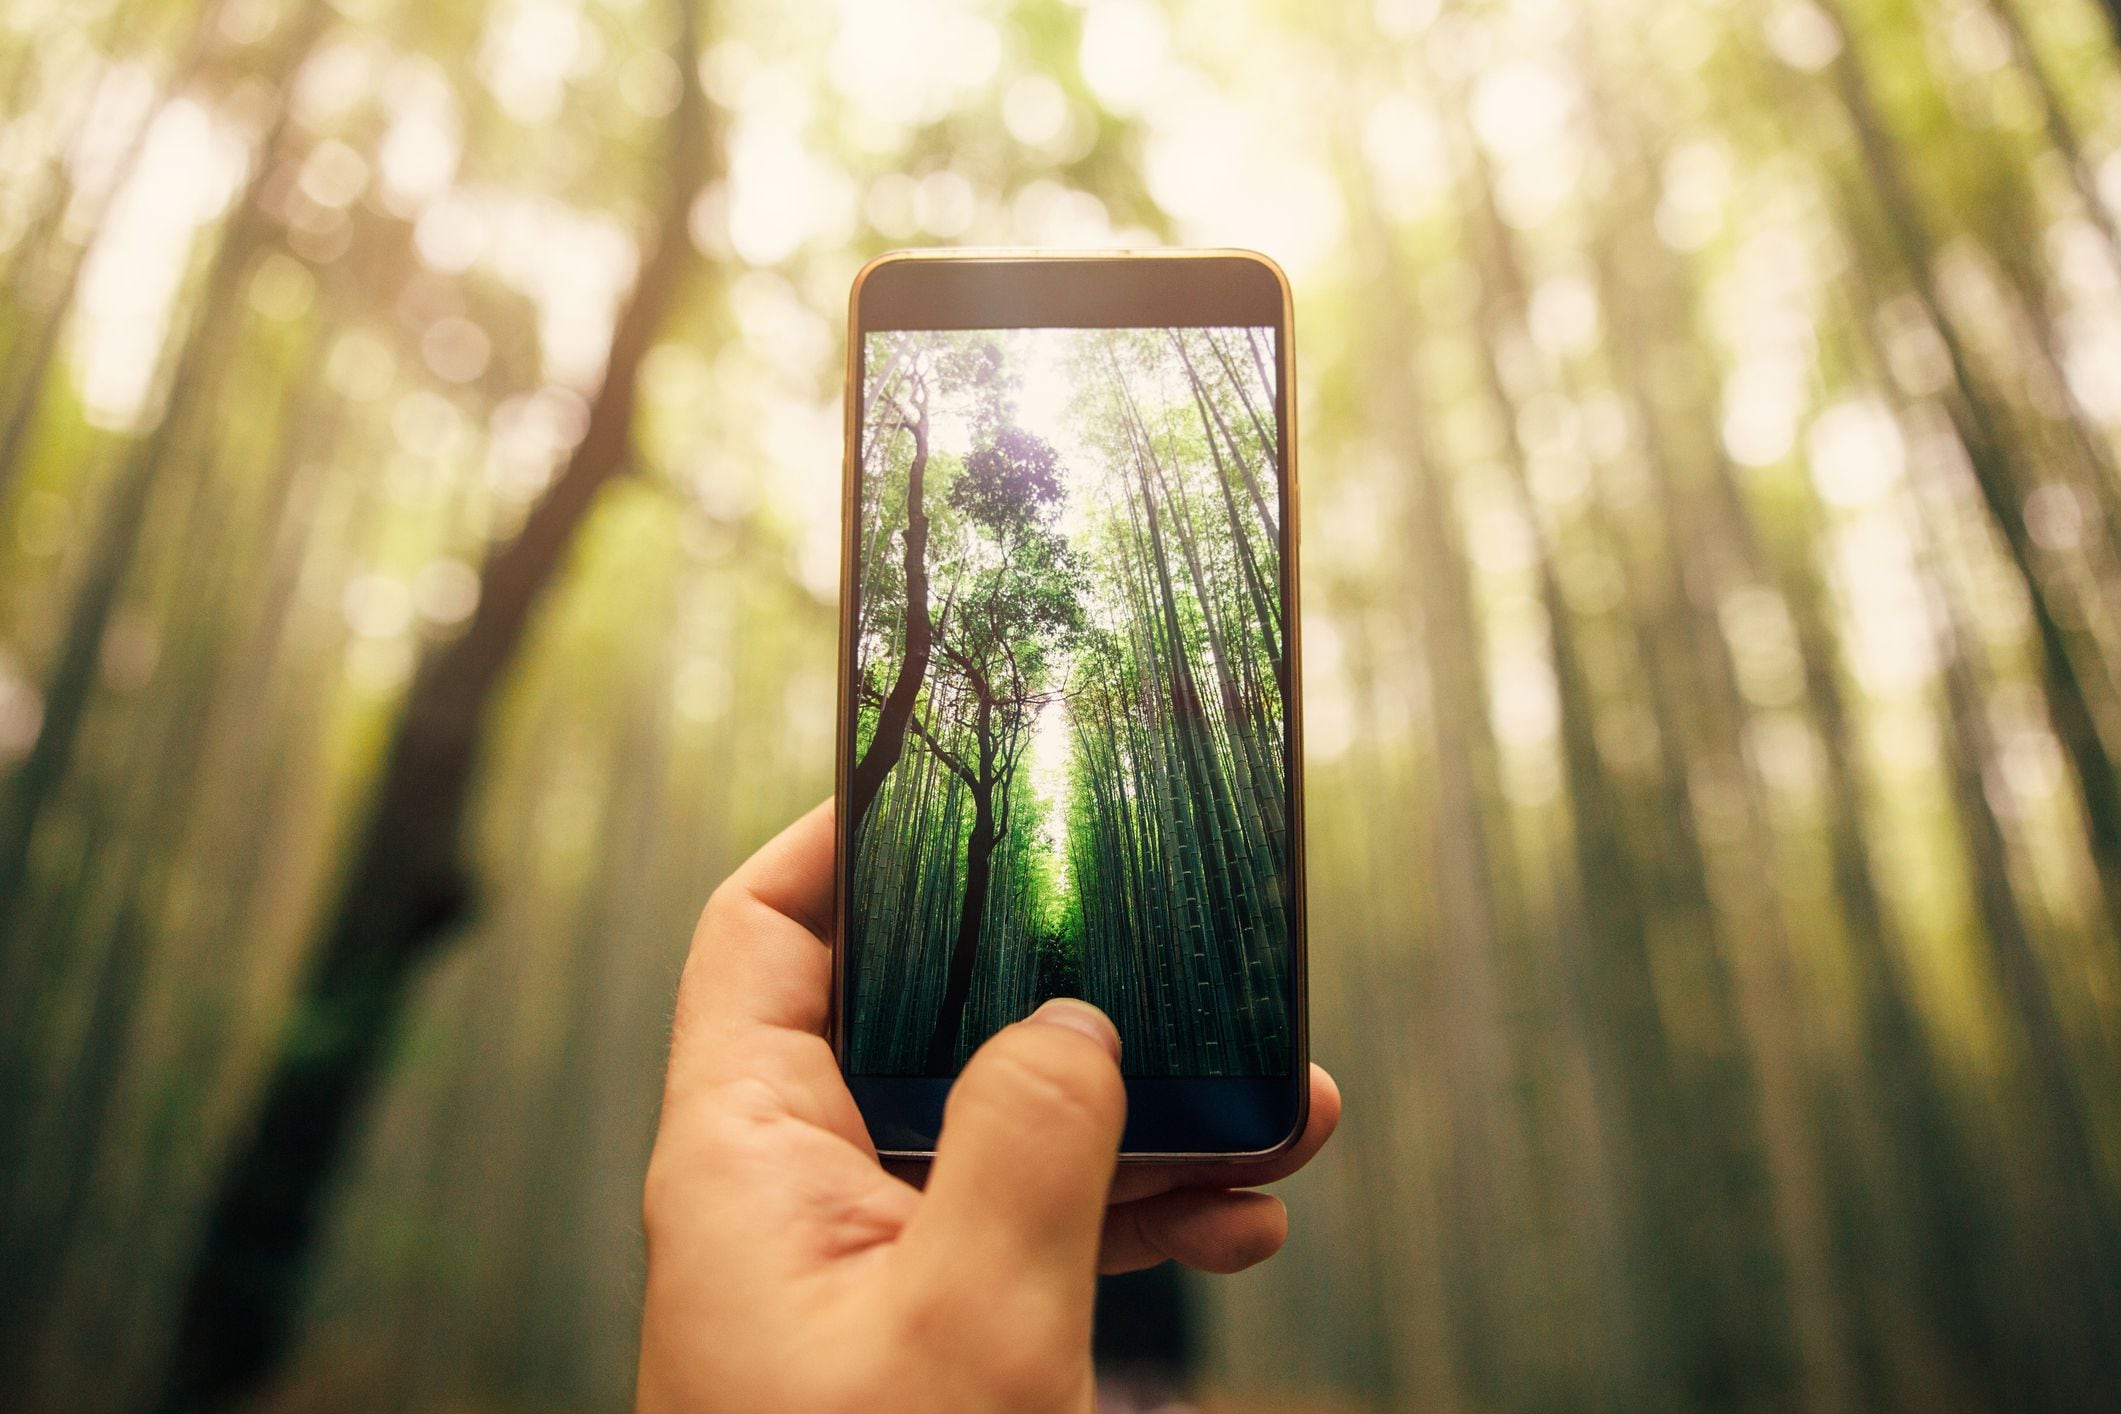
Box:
907;706;977;790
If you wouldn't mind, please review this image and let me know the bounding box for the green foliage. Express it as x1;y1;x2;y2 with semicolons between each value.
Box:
4;0;2121;1408
952;426;1065;528
848;325;1288;1076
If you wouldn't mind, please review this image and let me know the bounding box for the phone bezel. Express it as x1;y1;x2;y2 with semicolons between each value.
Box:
833;248;1308;1162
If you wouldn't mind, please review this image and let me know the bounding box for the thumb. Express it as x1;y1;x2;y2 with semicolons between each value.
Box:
904;1000;1127;1293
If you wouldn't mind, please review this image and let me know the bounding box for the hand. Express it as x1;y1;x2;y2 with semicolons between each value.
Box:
635;800;1340;1413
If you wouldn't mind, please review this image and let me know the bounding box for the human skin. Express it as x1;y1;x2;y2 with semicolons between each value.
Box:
636;800;1341;1413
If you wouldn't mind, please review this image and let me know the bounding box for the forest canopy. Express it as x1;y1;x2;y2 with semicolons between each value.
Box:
845;325;1292;1076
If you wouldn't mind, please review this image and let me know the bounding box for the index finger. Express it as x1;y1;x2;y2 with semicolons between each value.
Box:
1108;1064;1341;1202
669;799;836;1069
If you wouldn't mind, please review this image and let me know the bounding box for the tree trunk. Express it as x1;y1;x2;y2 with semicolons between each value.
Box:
924;701;998;1074
2097;0;2121;57
848;382;933;831
1818;0;2121;952
1187;331;1280;545
146;6;709;1408
1174;330;1285;694
0;0;329;983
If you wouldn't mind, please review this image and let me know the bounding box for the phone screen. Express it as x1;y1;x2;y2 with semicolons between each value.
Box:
843;320;1294;1082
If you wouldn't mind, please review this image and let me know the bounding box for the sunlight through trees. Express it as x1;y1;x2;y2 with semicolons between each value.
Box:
846;326;1290;1076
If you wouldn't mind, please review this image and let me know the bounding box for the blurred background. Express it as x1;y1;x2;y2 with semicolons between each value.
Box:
4;0;2121;1408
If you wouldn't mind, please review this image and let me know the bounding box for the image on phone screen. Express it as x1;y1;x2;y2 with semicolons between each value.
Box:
844;324;1292;1080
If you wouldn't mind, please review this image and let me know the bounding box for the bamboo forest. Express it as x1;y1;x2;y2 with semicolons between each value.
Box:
4;0;2121;1409
847;326;1292;1077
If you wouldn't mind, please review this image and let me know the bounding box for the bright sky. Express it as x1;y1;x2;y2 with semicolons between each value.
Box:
1012;331;1091;912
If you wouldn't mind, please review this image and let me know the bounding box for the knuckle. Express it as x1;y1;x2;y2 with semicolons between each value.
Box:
639;1145;686;1245
699;879;742;933
668;896;727;1025
639;1081;782;1241
1111;1200;1166;1272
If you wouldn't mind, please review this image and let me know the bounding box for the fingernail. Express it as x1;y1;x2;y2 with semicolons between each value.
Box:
1027;998;1120;1061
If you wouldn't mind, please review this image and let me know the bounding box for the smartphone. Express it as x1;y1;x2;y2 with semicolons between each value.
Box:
832;249;1306;1160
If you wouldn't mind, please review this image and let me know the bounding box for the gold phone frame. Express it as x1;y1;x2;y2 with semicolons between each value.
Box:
831;248;1308;1163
